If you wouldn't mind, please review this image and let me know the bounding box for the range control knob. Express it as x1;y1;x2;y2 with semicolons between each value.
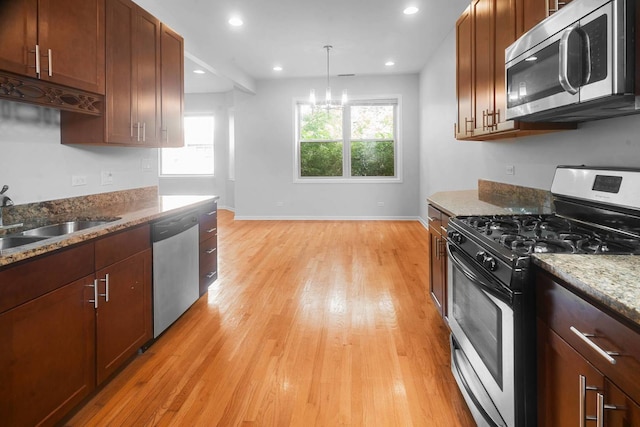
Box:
448;231;465;244
475;251;498;271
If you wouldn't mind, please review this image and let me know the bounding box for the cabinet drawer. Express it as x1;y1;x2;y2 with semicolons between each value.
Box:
537;271;640;403
428;204;442;230
199;238;217;277
95;225;150;270
0;243;94;314
199;202;217;243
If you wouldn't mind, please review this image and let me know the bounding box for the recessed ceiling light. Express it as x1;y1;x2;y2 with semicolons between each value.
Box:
273;66;283;71
193;69;206;74
228;16;243;27
403;6;419;15
385;61;395;67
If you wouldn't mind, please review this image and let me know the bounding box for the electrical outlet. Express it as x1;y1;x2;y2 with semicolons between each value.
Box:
101;170;114;185
140;158;152;172
377;201;385;207
506;165;515;175
71;175;87;186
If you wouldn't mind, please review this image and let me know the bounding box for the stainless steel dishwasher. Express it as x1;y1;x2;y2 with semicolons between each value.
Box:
152;210;200;338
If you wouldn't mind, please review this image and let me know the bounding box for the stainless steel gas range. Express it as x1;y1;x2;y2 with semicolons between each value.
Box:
445;166;640;427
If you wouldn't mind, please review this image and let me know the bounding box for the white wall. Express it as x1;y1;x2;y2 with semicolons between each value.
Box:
233;75;420;219
158;93;232;207
0;101;158;205
419;26;640;221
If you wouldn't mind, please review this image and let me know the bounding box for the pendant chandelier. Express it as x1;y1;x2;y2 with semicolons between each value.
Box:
309;45;347;109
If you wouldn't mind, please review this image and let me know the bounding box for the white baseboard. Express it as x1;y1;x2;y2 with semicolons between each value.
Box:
418;217;429;229
232;215;421;221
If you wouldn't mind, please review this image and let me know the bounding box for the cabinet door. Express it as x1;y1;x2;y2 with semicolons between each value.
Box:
472;0;493;136
0;275;96;427
493;0;517;132
455;6;473;138
135;7;161;146
37;0;105;94
537;319;605;427
160;24;184;147
95;249;152;384
105;0;136;144
0;0;37;76
605;380;640;427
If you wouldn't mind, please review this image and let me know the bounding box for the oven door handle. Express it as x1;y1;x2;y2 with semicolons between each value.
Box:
446;243;513;304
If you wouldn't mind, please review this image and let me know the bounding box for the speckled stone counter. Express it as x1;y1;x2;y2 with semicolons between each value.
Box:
427;189;512;217
0;190;218;268
533;254;640;329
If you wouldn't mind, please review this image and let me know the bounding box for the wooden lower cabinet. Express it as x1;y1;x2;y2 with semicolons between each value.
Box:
0;225;152;425
199;201;218;295
0;274;96;427
95;249;152;384
536;270;640;426
428;204;449;318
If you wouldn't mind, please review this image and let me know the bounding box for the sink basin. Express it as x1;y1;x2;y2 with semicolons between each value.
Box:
22;220;115;237
0;235;47;250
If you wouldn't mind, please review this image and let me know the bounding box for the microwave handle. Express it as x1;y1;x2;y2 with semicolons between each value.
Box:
559;25;581;95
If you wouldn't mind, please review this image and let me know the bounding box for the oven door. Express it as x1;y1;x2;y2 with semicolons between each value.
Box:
447;243;515;427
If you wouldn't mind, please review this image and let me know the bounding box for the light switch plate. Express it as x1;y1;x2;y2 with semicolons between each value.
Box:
101;170;114;185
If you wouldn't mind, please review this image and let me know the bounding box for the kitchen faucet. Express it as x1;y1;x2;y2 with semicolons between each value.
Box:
0;185;23;230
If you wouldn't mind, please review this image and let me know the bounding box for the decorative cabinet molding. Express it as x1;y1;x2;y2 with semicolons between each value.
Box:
0;70;102;115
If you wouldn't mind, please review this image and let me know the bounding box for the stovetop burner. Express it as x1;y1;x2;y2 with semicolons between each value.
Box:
456;214;640;257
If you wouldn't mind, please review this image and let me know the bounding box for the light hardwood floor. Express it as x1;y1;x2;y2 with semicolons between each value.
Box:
66;210;475;426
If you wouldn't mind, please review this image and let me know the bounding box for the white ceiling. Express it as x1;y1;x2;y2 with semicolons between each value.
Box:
143;0;470;93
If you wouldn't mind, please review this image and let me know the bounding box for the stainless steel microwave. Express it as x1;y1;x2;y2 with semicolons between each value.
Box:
505;0;638;123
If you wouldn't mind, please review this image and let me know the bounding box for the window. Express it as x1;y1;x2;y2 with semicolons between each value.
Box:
160;115;214;175
295;99;399;182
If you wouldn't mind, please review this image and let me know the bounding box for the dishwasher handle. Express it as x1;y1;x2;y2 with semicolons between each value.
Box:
152;211;199;242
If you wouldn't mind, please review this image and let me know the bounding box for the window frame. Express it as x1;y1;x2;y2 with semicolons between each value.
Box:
293;96;403;184
159;113;215;177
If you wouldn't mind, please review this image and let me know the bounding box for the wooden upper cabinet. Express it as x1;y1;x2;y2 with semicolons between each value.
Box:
160;24;185;147
0;0;104;95
454;0;576;141
105;0;160;146
455;6;473;139
60;0;183;147
0;0;37;76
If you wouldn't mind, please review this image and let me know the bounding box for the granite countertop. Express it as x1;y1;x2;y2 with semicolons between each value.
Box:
0;194;218;268
533;255;640;329
428;185;639;330
428;190;512;217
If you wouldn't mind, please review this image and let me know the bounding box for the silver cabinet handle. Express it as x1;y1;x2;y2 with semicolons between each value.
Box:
47;49;52;77
205;272;216;279
206;210;217;216
571;326;619;364
142;122;146;142
427;216;437;223
35;44;41;76
580;375;599;427
207;228;217;234
137;122;141;141
87;279;98;309
596;392;624;427
205;248;216;254
99;273;110;302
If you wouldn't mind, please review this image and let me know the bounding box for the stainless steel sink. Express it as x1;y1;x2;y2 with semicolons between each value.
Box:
22;220;115;237
0;235;47;250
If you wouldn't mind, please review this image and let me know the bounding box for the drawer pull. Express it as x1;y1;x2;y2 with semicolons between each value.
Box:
205;248;216;254
206;228;217;233
87;279;99;309
205;272;216;279
206;210;217;216
570;326;619;365
596;393;624;427
428;216;438;222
